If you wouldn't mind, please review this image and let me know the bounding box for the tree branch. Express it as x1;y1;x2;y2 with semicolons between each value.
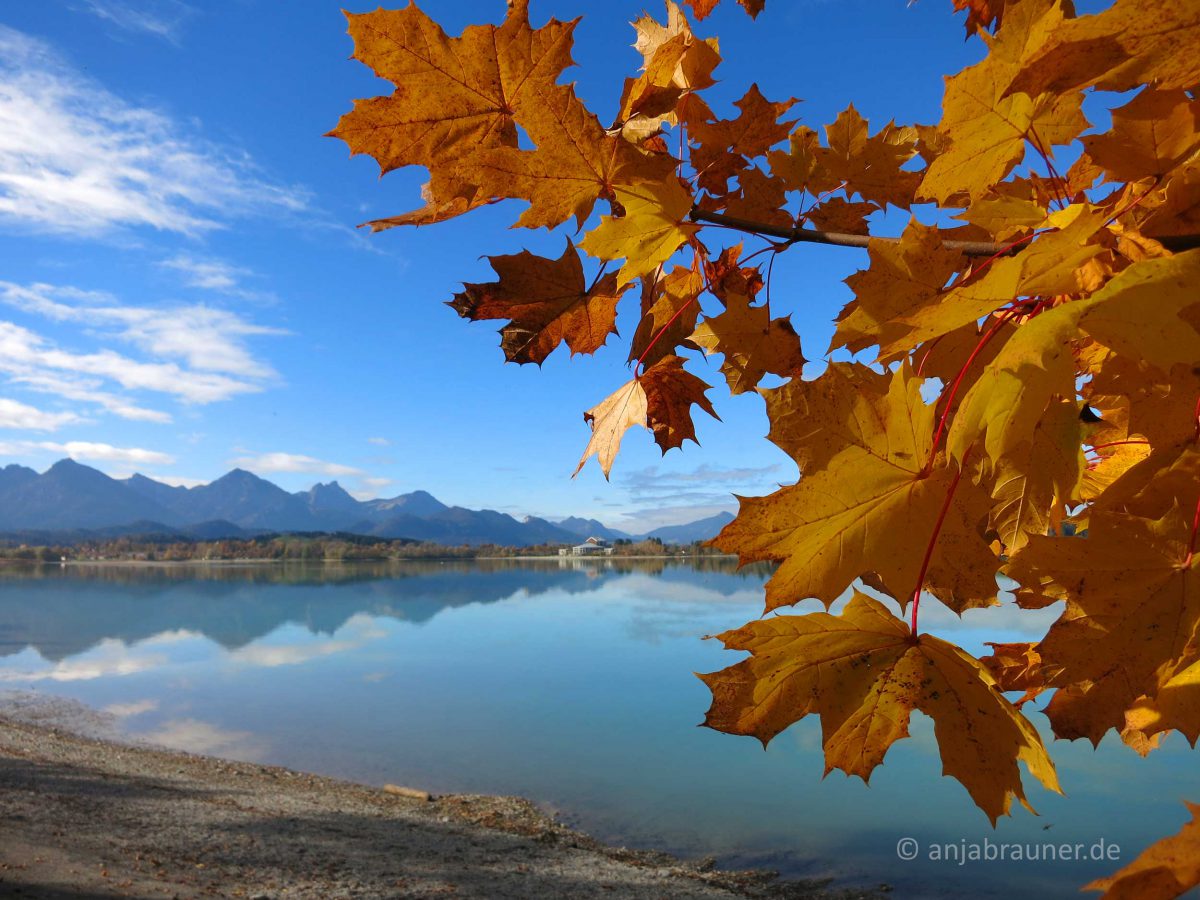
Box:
689;208;1200;258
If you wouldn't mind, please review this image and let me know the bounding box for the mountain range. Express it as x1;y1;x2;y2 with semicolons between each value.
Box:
0;459;734;546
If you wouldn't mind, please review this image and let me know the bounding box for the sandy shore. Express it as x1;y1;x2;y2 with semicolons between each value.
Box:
0;694;882;899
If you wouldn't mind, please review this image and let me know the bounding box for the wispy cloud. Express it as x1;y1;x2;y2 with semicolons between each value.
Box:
1;282;283;378
10;370;170;423
137;717;267;760
0;281;284;416
0;397;82;431
367;437;391;447
150;474;205;488
0;440;174;466
619;463;785;506
103;698;159;717
229;615;387;668
160;254;274;303
0;637;167;682
0;25;306;236
0;321;265;406
76;0;196;41
352;476;394;500
230;451;365;478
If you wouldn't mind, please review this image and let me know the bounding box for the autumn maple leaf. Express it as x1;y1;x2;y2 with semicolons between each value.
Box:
699;591;1061;824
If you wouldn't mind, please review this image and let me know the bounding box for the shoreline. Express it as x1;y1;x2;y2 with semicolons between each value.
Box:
0;693;880;899
1;553;738;567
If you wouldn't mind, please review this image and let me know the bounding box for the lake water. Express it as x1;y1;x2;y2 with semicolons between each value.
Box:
0;559;1196;898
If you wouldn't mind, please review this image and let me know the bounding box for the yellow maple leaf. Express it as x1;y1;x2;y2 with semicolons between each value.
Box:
1077;249;1200;374
460;85;679;231
920;0;1089;205
811;105;921;209
448;239;631;365
639;354;719;452
1079;437;1152;506
1082;89;1200;183
579;178;699;285
1009;0;1200;97
1085;355;1200;451
947;300;1083;470
1085;801;1200;900
716;365;998;612
1123;658;1200;749
883;204;1108;357
760;362;891;473
803;196;878;235
831;219;966;355
955;189;1047;242
699;591;1060;824
720;166;792;227
979;640;1047;706
1008;507;1200;744
987;399;1083;553
690;293;804;395
573;376;647;480
627;261;705;369
688;84;798;194
614;3;721;141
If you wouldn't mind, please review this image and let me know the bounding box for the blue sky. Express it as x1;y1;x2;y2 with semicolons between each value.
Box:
0;0;1002;531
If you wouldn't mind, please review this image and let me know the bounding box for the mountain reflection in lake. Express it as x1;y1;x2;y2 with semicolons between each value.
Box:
0;558;1195;899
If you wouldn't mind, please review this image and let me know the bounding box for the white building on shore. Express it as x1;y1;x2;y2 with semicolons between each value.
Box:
559;536;614;556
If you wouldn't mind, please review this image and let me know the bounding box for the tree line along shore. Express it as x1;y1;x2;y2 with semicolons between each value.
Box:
0;533;735;563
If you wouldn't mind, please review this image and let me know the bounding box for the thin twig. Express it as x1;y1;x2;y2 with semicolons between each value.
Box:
689;208;1200;257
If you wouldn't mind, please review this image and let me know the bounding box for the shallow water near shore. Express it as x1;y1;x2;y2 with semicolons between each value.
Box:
0;558;1195;898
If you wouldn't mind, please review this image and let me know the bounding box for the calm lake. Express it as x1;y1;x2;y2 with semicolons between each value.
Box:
0;559;1195;898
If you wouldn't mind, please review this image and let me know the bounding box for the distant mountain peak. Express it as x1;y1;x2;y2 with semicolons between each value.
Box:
0;459;732;547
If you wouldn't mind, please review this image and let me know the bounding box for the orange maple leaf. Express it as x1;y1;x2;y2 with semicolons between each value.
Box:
1086;801;1200;899
699;591;1061;824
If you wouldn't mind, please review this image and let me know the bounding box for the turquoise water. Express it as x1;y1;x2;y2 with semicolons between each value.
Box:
0;559;1195;898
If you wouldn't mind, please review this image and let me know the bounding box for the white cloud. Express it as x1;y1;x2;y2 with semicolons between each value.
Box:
160;254;273;303
367;437;391;446
0;638;167;682
77;0;195;41
0;281;284;379
148;474;205;488
137;717;266;760
351;476;394;500
0;397;81;431
11;370;171;423
0;25;306;235
0;439;173;466
163;255;244;291
229;615;387;668
103;698;159;717
230;451;366;478
0;318;268;407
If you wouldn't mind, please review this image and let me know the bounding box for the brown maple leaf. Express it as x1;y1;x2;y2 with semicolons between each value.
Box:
328;2;576;223
574;355;717;478
700;591;1060;824
448;239;631;365
689;84;798;194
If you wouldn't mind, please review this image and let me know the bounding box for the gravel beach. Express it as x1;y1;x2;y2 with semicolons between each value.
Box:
0;693;881;899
